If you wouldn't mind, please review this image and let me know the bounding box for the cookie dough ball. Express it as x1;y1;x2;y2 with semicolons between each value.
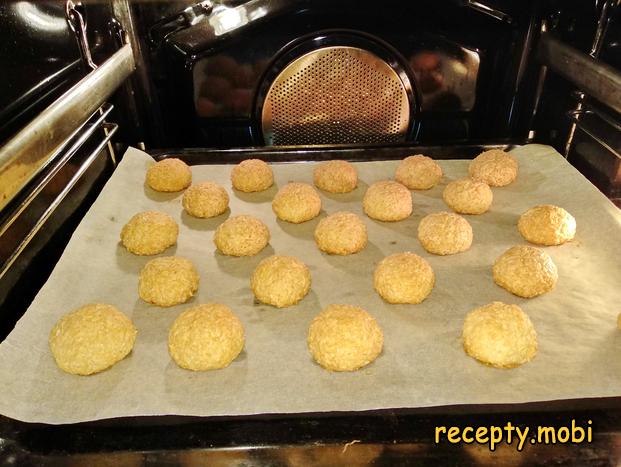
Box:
363;181;412;221
418;212;473;255
307;304;383;372
214;215;270;256
313;160;358;193
314;211;367;255
182;182;229;218
146;158;191;192
443;178;493;214
272;182;321;223
139;256;199;307
468;149;518;187
462;301;537;368
493;245;558;298
395;155;443;190
251;255;311;308
49;304;137;375
120;211;178;255
231;159;273;192
374;252;434;304
518;205;576;246
168;303;244;371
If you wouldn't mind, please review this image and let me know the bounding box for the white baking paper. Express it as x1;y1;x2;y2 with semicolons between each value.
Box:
1;144;620;424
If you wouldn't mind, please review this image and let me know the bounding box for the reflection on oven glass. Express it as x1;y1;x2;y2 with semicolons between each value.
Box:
194;55;263;118
409;47;479;112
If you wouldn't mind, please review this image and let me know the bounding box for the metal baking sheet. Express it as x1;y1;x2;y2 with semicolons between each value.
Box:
0;144;620;424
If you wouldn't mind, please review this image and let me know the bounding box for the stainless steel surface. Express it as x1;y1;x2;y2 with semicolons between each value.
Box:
262;46;410;145
65;1;97;70
0;43;134;211
466;0;512;23
0;103;113;238
0;122;118;282
568;108;621;160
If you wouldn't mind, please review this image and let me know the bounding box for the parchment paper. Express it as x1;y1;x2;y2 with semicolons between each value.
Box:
1;144;620;424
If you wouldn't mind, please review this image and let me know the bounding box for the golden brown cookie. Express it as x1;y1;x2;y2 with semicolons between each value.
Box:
251;255;311;308
314;211;367;255
231;159;273;192
468;149;518;187
49;303;137;375
313;160;358;193
168;303;245;371
374;252;435;304
120;211;178;255
518;205;576;246
395;155;442;190
417;211;473;255
272;182;321;223
214;215;270;256
493;245;558;298
443;178;493;214
146;158;191;192
363;181;412;221
307;304;383;371
139;256;199;307
462;301;537;368
182;182;229;218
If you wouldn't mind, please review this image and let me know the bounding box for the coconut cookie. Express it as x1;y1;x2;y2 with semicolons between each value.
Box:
307;304;383;372
313;160;358;193
314;211;367;255
168;303;245;371
395;155;442;190
463;301;537;368
469;149;518;187
272;182;321;223
417;211;473;255
443;178;493;215
146;158;191;192
363;181;412;221
251;255;311;308
518;205;576;246
182;182;229;218
139;256;199;307
49;303;137;375
493;245;558;298
120;211;178;255
374;252;434;304
214;215;270;256
231;159;273;192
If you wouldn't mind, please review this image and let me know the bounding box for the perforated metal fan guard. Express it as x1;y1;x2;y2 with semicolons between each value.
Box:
261;46;410;145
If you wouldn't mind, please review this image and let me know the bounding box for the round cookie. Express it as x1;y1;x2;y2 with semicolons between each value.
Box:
168;303;245;371
49;303;137;375
374;252;434;304
139;256;199;307
146;158;191;192
214;215;270;256
314;211;367;255
493;245;558;298
443;178;493;214
462;301;537;368
272;182;321;223
468;149;518;187
120;211;178;255
182;182;229;218
251;255;311;308
231;159;273;192
395;155;443;190
307;304;383;372
313;160;358;193
518;204;576;246
417;211;473;255
363;181;412;221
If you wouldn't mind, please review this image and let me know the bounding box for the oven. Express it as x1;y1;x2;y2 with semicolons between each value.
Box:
1;1;620;465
